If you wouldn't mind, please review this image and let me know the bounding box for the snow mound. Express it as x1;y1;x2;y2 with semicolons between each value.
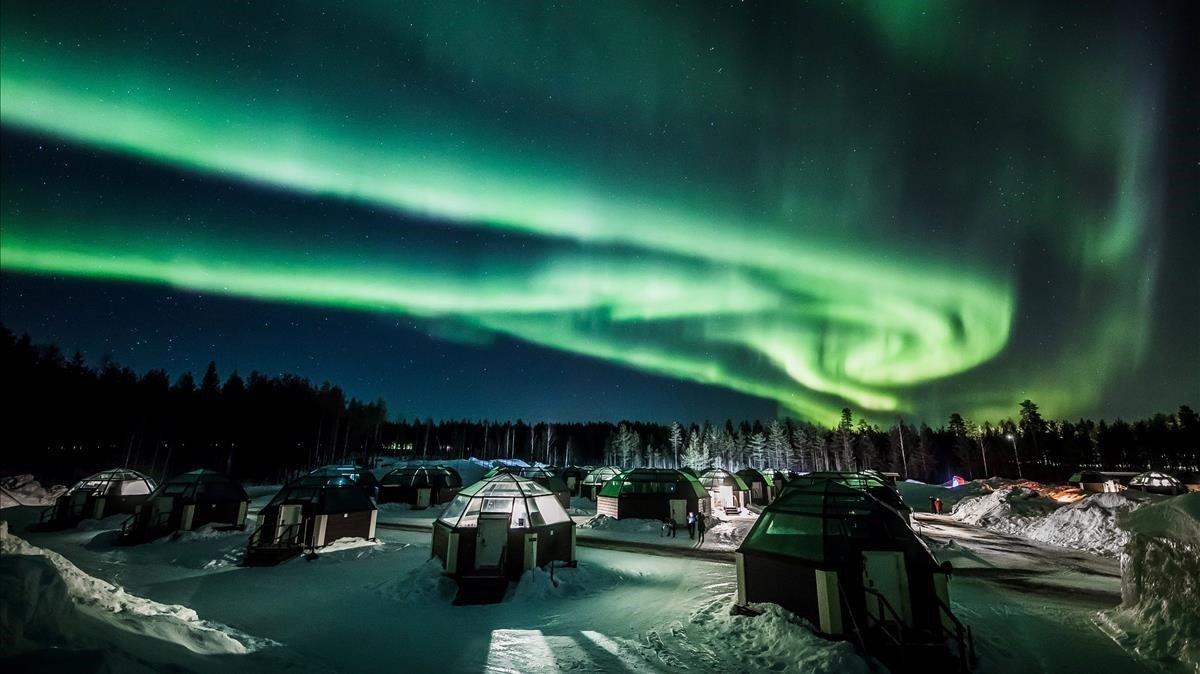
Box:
376;558;457;604
951;485;1153;556
507;562;641;603
1102;494;1200;670
689;599;870;673
77;514;130;531
155;522;246;543
0;524;276;655
950;485;1058;533
1;552;79;651
1022;492;1150;555
316;537;382;556
579;514;665;533
0;474;67;508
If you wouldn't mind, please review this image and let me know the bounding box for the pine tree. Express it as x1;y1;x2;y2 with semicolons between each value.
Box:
766;419;789;469
669;422;683;467
747;432;767;469
835;408;856;470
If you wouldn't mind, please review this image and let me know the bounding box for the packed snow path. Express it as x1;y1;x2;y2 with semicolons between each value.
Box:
914;513;1123;604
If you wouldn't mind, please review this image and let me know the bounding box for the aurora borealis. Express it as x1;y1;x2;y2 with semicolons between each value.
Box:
0;2;1195;423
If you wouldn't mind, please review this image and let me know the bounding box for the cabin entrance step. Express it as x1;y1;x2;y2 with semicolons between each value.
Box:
724;507;740;516
453;577;510;605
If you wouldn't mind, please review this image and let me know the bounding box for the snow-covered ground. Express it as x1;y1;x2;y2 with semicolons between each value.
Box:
0;504;866;672
902;478;1157;557
2;478;1183;673
0;474;67;508
577;513;755;554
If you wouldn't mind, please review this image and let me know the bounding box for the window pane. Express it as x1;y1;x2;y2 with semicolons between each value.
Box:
482;497;512;514
121;481;152;496
535;496;568;524
511;499;530;528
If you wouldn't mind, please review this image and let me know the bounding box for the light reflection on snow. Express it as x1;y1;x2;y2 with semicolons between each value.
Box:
485;629;556;673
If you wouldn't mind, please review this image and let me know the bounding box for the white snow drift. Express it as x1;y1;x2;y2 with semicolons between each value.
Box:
0;474;67;509
0;522;275;656
1101;494;1200;671
947;482;1153;556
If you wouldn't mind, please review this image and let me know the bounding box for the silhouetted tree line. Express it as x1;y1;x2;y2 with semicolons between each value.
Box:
2;326;1196;484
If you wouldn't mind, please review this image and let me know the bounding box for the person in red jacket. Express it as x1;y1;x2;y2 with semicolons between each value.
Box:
934;497;944;515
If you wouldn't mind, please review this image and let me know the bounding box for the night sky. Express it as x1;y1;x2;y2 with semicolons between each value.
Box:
1;1;1196;424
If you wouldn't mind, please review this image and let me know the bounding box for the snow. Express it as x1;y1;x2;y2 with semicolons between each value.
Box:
1100;494;1200;671
950;485;1060;531
0;474;67;508
0;523;275;656
695;603;870;673
943;480;1155;556
576;513;754;553
0;469;1179;674
579;514;665;534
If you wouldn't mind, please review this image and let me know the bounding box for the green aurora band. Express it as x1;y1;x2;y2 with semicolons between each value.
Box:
0;2;1166;423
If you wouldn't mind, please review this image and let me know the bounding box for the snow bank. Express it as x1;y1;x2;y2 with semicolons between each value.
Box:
688;600;870;673
0;524;276;655
376;558;458;603
1101;494;1200;670
507;561;647;603
1;551;79;652
1022;492;1150;555
0;474;67;508
315;537;382;556
579;514;666;534
950;485;1058;533
950;484;1153;556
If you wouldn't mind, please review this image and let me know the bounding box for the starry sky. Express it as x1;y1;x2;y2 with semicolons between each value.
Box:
1;1;1196;424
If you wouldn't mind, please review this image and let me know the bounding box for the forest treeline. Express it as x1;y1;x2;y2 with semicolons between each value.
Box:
2;326;1197;484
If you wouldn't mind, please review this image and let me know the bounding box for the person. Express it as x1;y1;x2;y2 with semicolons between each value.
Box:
696;511;707;544
934;497;944;515
669;517;677;538
928;496;936;513
687;511;697;539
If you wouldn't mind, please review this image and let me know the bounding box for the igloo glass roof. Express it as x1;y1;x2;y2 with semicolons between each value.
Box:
438;473;570;529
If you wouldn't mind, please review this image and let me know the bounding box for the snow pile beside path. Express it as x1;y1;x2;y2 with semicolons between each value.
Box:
951;485;1153;556
316;537;383;556
1;551;79;652
507;562;642;602
1023;492;1150;555
376;558;457;604
0;524;276;655
950;485;1057;533
689;600;870;673
1102;494;1200;670
158;522;246;543
580;514;665;534
0;474;67;508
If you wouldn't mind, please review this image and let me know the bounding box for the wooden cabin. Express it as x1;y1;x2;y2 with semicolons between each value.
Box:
120;469;249;543
596;468;710;524
580;466;623;500
699;468;751;515
244;472;378;565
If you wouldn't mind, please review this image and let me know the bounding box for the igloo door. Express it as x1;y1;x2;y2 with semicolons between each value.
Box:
416;488;432;509
669;499;687;525
861;550;913;628
475;514;509;570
